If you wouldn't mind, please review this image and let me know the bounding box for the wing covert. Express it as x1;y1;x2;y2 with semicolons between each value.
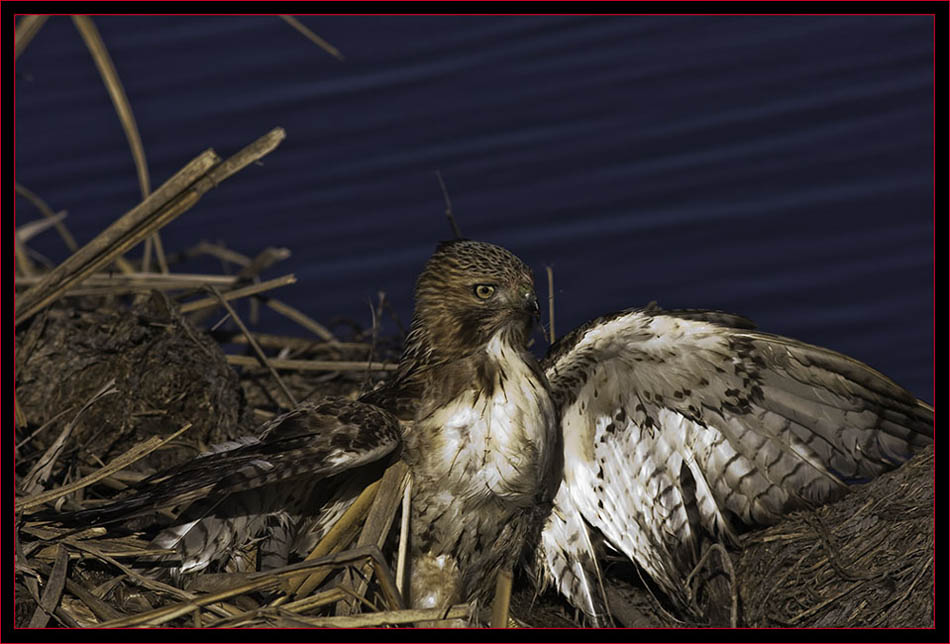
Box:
44;397;401;578
539;306;932;612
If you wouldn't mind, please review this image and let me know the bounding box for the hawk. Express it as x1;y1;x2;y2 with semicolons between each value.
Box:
57;239;933;624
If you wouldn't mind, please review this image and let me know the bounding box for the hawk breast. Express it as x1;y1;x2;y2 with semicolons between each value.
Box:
411;331;557;503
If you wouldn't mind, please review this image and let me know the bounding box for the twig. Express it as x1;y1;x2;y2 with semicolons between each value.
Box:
15;230;36;277
284;478;383;600
72;15;167;273
15;183;78;251
261;297;338;342
491;568;513;628
206;587;348;627
16;211;68;244
15;272;238;288
14;393;29;430
279;15;345;61
28;544;69;628
64;539;241;623
435;170;463;238
28;560;126;623
15;531;43;614
545;265;556;344
685;542;738;628
222;247;291;325
15;127;286;326
188;241;252;266
19;380;118;496
15;15;49;60
208;285;297;408
802;513;877;581
788;580;867;624
179;274;296;313
225;355;398;372
15;405;74;453
396;475;412;597
336;462;409;615
235;247;291;281
212;331;366;352
14;151;217;325
881;554;933;621
278;603;474;628
98;546;387;628
73;15;151;200
152;230;170;274
16;423;192;513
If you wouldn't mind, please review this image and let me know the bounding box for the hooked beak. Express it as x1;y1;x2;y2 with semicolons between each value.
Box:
522;290;540;319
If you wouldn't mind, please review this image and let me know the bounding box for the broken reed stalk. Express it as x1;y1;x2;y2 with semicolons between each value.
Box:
279;15;345;61
396;476;412;597
546;265;555;344
15;232;36;277
283;478;384;601
16;423;193;513
236;247;291;280
225;355;398;372
276;603;474;628
14;152;217;325
15;273;238;289
179;275;296;313
64;539;243;623
72;16;151;200
213;331;368;352
98;546;389;628
20;379;118;496
71;15;167;273
28;559;125;623
335;462;409;615
16;211;69;245
14;15;49;60
208;588;349;627
186;241;252;267
270;478;390;607
15;182;78;251
490;568;514;628
236;247;291;323
208;285;298;408
15;127;286;327
435;170;463;239
28;544;69;628
262;297;338;343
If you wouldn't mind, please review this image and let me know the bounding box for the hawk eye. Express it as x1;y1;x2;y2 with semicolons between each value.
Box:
474;284;496;300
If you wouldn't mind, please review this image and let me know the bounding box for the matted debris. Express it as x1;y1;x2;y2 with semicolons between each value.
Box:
15;295;251;476
735;445;934;628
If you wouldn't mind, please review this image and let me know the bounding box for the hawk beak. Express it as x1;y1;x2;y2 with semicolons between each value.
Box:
525;293;540;319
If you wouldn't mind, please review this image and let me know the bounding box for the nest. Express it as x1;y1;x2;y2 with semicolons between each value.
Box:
735;445;934;627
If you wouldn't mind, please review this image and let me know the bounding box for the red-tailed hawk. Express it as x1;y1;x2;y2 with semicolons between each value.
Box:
56;240;933;624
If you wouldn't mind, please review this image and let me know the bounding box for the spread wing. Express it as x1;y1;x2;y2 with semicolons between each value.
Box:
536;306;933;619
57;397;401;576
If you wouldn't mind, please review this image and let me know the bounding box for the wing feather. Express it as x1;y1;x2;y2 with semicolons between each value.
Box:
60;397;401;577
539;307;932;615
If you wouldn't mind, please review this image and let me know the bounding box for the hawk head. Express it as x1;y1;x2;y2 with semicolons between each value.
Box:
408;240;539;362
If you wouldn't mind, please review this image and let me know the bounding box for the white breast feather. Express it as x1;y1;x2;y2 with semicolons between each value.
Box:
430;332;555;501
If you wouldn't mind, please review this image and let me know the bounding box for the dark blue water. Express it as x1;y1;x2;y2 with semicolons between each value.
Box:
15;15;934;401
